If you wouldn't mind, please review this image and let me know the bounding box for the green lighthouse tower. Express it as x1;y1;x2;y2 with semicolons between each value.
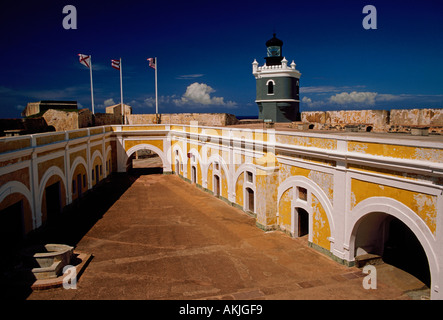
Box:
252;34;301;122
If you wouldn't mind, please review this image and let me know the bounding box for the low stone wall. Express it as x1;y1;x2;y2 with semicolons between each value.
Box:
42;109;79;132
0;118;51;136
42;109;123;132
127;113;239;126
301;108;443;133
301;110;389;132
389;109;443;134
95;113;121;126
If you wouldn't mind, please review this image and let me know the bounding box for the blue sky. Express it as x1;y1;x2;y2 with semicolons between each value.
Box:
0;0;442;118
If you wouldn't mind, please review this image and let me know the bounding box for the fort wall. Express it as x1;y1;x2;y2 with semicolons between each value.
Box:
127;113;239;126
1;123;443;298
301;108;443;133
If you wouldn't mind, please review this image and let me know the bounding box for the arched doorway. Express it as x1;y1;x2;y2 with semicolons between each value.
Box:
214;175;220;197
383;218;431;286
245;187;254;213
354;212;431;288
127;149;163;175
191;166;197;184
296;208;309;237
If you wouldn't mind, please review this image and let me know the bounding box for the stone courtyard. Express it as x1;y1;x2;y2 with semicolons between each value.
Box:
4;159;427;301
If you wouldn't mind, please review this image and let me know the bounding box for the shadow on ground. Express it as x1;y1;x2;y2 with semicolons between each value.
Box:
1;168;161;300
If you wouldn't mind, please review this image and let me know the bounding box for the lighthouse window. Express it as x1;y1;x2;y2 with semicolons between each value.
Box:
267;80;275;95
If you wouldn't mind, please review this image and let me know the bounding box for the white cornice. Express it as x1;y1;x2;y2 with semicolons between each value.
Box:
253;59;301;79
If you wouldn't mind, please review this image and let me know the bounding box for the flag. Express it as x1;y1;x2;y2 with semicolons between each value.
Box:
78;54;91;68
147;57;156;69
111;59;120;70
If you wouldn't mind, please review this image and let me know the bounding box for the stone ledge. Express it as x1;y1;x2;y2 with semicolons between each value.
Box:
354;253;383;268
31;251;93;291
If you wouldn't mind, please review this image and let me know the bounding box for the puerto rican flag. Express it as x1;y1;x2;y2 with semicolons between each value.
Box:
78;54;91;68
147;57;156;69
111;59;120;70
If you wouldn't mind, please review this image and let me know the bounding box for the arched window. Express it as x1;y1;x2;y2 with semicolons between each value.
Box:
266;80;275;95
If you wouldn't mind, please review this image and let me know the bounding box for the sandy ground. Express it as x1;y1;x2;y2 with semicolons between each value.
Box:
12;160;427;301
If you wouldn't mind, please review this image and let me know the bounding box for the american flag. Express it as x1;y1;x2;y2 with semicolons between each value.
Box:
78;54;91;68
111;59;120;70
147;57;156;69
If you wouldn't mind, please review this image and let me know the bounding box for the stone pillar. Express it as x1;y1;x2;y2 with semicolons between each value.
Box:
255;166;279;231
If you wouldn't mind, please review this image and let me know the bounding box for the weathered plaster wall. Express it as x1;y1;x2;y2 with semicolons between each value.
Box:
390;109;443;133
128;113;239;126
301;108;443;133
301;110;389;132
42;109;79;131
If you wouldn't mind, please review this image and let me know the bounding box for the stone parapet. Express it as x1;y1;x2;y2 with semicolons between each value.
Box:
127;113;238;127
301;108;443;134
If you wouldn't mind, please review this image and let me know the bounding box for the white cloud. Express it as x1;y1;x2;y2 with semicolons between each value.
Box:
301;85;366;94
173;82;237;107
176;74;205;80
104;98;116;106
302;96;312;104
144;95;180;108
329;91;378;105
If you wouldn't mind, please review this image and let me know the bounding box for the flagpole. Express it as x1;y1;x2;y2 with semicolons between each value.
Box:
90;56;95;114
155;57;158;117
120;57;124;124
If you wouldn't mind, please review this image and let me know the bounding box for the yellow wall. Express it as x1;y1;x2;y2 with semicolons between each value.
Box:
91;156;103;186
207;163;213;191
278;164;334;204
278;187;293;230
38;157;65;183
351;178;437;235
277;135;337;150
348;141;443;163
235;172;244;207
0;167;30;190
221;168;228;199
0;193;33;234
41;175;66;224
71;163;88;201
125;139;164;153
312;194;331;251
122;125;165;131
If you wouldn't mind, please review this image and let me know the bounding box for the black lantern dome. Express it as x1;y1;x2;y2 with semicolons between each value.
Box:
265;33;283;66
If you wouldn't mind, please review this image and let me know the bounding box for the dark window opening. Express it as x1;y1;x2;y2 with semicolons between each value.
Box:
214;175;220;197
246;171;253;183
191;166;197;184
297;208;309;237
246;187;254;212
46;181;61;222
267;81;274;94
77;174;82;197
298;187;308;201
95;165;99;183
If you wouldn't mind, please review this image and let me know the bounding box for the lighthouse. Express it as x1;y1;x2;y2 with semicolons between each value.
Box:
252;34;301;122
